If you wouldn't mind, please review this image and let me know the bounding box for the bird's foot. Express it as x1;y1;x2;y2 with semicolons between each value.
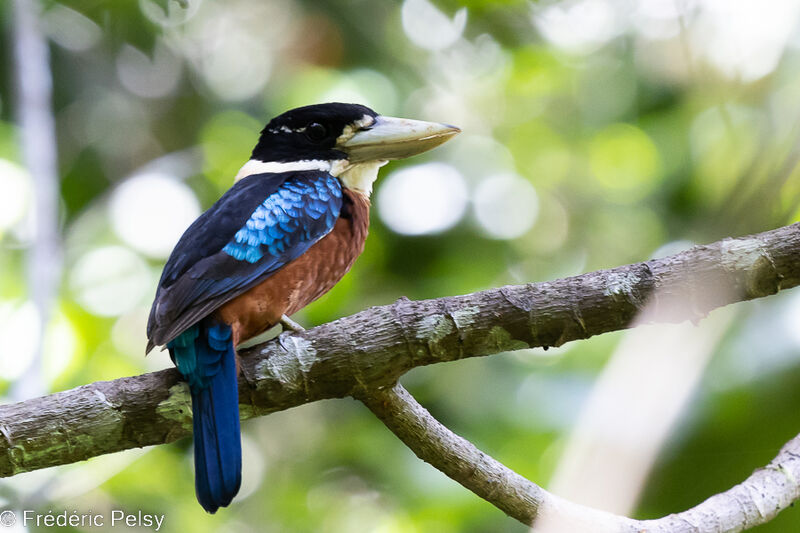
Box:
278;315;306;352
279;314;306;333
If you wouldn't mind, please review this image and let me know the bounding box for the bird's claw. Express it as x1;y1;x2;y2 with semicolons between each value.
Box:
278;332;291;352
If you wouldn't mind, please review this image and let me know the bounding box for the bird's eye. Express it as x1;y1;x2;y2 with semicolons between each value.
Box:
306;122;327;142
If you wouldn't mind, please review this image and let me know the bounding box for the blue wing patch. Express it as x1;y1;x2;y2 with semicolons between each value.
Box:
147;171;344;346
222;174;342;264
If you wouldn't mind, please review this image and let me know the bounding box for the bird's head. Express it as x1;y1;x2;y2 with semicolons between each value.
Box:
238;103;460;195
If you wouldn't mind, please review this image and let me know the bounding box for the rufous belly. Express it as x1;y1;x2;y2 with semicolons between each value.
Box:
215;189;370;346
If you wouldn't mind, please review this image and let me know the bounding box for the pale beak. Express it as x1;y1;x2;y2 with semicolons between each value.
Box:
340;116;460;162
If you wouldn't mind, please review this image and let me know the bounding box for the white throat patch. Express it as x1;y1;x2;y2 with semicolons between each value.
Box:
234;155;386;196
335;160;387;195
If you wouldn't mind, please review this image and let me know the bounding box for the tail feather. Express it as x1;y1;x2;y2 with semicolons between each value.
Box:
192;348;242;511
169;318;242;514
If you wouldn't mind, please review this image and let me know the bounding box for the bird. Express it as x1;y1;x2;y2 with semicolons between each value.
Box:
145;102;459;513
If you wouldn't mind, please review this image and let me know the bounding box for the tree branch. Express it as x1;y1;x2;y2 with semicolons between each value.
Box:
0;224;798;526
357;383;546;524
358;382;800;532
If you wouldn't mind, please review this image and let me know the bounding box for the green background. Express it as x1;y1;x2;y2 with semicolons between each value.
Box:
1;0;800;531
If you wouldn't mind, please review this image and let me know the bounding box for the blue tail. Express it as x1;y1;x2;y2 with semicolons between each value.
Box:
168;318;242;513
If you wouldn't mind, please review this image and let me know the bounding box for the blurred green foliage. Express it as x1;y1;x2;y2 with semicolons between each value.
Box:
2;0;800;531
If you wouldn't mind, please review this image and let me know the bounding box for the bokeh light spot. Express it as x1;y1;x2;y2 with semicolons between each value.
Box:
43;311;79;384
589;123;661;201
532;0;622;55
174;0;298;102
474;174;539;239
0;301;40;381
237;434;267;502
402;0;467;51
691;0;800;82
109;172;200;258
117;41;182;99
85;93;152;159
318;69;398;116
70;246;152;317
200;35;272;101
377;163;468;235
507;122;572;188
42;5;101;51
448;134;515;182
783;291;800;348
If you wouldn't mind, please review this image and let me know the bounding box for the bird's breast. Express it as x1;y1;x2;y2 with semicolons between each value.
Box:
215;188;370;344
